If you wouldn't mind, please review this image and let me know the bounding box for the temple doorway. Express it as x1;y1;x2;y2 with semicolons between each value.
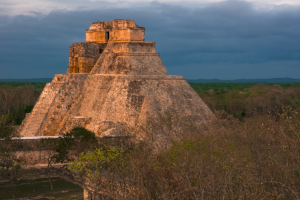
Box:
105;32;109;42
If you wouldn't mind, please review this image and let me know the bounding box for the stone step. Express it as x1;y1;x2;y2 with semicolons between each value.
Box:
19;82;64;136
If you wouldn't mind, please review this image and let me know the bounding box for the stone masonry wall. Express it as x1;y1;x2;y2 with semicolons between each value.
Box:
68;42;107;73
38;74;88;136
90;42;167;75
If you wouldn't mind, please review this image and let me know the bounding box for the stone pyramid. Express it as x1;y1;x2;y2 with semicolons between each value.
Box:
19;19;215;137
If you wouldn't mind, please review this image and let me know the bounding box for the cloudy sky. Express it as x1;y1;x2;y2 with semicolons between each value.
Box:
0;0;299;79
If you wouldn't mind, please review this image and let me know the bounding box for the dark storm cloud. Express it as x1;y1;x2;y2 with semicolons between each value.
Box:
0;0;299;79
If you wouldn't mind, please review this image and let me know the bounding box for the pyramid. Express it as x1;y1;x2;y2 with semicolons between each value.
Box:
19;19;215;137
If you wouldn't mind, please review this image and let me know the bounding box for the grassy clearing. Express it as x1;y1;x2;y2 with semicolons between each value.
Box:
0;177;83;200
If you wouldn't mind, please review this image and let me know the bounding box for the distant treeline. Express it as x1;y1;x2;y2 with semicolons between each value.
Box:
189;82;300;91
0;82;44;125
0;78;52;82
190;82;300;119
187;77;300;83
0;82;47;90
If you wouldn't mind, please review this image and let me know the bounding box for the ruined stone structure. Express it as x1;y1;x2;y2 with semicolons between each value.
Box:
19;19;215;138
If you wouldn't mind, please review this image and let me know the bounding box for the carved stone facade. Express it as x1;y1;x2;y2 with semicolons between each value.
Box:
68;43;107;74
85;19;145;43
19;19;215;137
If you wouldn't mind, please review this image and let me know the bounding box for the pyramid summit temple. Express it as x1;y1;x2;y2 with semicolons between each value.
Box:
19;19;215;138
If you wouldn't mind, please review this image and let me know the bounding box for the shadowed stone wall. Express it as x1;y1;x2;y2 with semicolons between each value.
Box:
68;42;107;74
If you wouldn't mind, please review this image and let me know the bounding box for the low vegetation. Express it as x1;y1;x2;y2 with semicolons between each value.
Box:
66;109;300;199
1;82;300;199
0;177;83;200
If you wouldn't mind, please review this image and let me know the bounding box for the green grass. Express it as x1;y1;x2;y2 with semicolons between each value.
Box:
0;177;83;200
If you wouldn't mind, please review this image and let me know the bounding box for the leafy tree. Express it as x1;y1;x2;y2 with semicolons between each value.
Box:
0;115;14;139
57;127;99;160
68;147;125;199
0;115;23;199
39;138;58;190
38;127;99;190
0;152;22;200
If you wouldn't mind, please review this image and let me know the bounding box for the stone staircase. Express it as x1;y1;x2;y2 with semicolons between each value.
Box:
90;43;114;74
38;74;87;136
19;82;64;136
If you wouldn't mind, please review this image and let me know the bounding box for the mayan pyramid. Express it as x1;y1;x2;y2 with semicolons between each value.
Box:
19;19;215;137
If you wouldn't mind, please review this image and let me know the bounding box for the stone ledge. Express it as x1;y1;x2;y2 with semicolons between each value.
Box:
116;52;159;56
93;74;185;80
